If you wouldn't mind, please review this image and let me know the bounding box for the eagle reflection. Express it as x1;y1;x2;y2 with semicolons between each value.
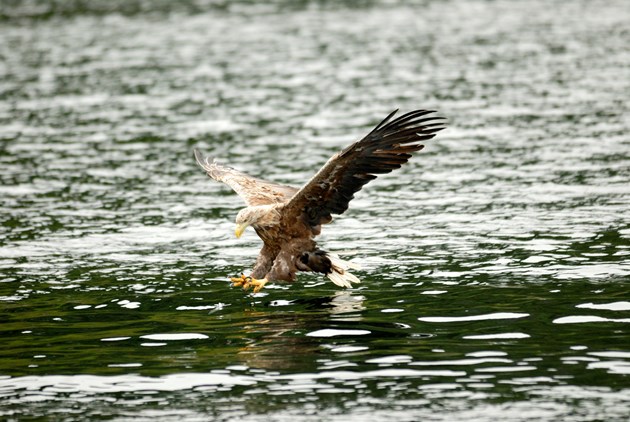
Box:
235;291;366;370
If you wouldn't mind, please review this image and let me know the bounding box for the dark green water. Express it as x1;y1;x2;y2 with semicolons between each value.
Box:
1;1;629;420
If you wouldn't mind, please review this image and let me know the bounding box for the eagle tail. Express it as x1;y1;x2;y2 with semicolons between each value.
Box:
326;253;361;288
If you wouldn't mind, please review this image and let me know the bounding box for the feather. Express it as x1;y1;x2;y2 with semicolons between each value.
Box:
283;109;446;228
193;149;299;206
326;252;361;288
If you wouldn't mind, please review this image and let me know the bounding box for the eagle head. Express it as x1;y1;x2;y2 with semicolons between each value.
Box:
234;205;278;238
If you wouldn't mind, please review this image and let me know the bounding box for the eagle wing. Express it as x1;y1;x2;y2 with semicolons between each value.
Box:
282;109;446;228
194;149;299;206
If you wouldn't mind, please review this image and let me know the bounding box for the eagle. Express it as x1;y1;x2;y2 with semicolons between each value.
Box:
194;109;445;293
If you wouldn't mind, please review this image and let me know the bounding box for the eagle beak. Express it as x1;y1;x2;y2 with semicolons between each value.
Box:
235;223;249;238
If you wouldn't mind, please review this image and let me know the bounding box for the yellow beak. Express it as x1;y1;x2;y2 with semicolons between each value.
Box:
235;223;249;238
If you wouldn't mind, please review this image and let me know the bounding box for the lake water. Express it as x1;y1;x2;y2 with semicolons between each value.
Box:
1;1;629;420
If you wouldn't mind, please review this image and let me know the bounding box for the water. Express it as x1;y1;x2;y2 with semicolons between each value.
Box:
1;0;629;420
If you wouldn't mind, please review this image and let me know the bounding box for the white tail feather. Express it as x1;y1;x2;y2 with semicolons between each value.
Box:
326;253;361;288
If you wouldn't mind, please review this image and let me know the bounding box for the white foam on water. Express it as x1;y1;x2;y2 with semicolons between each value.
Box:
419;313;529;323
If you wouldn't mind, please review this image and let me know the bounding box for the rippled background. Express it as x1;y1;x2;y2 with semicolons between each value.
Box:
1;0;629;420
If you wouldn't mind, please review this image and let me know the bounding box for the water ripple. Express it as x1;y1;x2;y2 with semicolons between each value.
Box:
418;313;529;323
1;0;629;420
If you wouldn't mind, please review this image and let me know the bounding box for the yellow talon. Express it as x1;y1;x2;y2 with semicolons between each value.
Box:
229;274;268;293
251;278;268;293
230;274;247;287
242;276;252;291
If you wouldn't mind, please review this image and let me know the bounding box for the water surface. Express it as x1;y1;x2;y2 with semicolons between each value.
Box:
1;0;629;420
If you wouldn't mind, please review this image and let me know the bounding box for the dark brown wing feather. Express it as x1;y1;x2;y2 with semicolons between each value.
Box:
282;109;446;228
194;149;299;206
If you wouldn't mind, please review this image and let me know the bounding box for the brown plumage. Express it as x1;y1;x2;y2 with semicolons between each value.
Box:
194;109;446;289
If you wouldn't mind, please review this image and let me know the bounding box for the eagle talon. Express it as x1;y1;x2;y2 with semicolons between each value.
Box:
229;274;266;292
250;277;268;293
230;274;247;287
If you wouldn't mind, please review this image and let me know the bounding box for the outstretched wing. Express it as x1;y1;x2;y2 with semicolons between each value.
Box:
282;109;446;228
194;149;299;206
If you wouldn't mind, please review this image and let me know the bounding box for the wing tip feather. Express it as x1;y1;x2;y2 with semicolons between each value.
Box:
193;148;216;172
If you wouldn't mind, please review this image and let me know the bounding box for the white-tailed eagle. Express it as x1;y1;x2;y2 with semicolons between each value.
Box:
194;109;445;292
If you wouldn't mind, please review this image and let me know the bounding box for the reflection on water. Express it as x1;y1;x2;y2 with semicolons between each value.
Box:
1;0;630;420
236;292;366;370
